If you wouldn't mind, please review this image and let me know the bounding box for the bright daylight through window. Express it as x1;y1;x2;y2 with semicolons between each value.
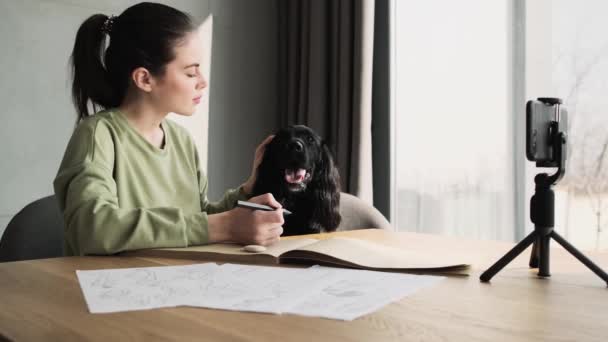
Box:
393;0;514;242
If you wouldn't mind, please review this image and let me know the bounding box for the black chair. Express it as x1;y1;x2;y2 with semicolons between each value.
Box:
0;195;64;262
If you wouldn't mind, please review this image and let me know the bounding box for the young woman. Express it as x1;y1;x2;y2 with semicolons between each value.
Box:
54;2;284;256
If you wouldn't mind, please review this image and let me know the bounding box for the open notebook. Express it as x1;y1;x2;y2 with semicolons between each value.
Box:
131;237;471;275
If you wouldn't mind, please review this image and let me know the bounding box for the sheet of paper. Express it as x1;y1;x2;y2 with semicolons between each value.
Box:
77;263;444;320
286;267;444;320
76;263;220;313
195;263;342;314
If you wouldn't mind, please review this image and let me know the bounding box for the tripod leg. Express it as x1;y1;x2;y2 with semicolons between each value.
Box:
550;231;608;286
538;233;551;277
529;238;539;268
480;231;537;282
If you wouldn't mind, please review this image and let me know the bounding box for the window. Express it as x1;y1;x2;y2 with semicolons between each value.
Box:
392;0;516;241
391;0;608;251
549;0;608;251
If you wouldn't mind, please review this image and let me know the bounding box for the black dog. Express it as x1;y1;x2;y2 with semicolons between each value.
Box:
252;125;341;235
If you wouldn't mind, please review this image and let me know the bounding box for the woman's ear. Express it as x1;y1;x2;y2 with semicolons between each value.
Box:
131;67;154;93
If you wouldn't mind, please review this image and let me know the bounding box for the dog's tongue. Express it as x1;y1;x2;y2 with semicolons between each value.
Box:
285;169;307;183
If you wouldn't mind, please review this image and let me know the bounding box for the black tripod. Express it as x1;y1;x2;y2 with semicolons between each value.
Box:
480;104;608;286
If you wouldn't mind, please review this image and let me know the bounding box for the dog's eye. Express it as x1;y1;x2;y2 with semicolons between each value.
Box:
306;136;315;143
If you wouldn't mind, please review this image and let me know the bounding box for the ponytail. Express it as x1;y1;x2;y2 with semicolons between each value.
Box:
69;3;195;122
70;14;118;121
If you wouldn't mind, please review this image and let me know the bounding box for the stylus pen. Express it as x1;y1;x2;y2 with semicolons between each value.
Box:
236;200;292;216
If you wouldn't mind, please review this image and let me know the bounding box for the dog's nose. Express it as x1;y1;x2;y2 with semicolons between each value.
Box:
289;140;304;152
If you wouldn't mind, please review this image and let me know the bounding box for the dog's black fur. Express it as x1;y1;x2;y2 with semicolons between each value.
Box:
252;125;341;236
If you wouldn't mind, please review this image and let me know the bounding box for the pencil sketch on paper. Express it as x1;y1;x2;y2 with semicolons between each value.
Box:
77;263;444;320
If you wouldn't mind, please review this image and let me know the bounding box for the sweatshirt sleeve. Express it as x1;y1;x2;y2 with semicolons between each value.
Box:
53;119;208;256
197;163;249;215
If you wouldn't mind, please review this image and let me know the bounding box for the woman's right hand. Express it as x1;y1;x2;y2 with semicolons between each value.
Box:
241;135;274;196
208;193;284;246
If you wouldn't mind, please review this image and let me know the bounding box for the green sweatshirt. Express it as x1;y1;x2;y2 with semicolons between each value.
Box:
53;109;247;256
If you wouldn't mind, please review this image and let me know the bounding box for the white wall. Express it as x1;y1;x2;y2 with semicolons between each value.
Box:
0;0;279;238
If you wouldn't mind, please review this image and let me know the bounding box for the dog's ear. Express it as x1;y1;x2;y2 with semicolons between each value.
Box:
310;141;341;231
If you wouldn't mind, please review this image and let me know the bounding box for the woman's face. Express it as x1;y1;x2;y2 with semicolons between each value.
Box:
151;32;207;116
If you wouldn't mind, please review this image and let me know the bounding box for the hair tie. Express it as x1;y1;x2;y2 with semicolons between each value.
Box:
101;15;116;35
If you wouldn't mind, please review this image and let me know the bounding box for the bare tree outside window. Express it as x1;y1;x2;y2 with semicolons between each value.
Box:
552;0;608;250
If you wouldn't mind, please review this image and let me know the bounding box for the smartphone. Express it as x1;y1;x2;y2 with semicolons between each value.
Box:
526;99;567;166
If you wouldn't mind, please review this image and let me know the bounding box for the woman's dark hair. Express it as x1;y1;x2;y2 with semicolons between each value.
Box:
70;2;195;121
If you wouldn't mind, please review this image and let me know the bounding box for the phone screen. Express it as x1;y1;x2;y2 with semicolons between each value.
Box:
526;100;556;163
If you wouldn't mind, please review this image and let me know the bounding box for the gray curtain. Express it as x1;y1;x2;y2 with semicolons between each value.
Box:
278;0;375;203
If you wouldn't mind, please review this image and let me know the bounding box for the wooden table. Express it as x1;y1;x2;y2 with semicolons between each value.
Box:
0;229;606;341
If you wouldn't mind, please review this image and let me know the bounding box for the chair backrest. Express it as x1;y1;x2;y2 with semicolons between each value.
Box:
337;192;392;231
0;195;64;262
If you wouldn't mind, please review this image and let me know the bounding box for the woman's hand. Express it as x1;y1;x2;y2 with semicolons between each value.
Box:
241;135;274;195
207;193;284;246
